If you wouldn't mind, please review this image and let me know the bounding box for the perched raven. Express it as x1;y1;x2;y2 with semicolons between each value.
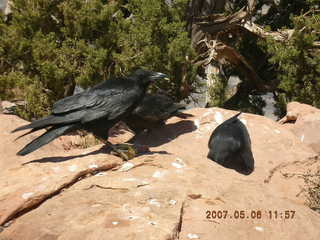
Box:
207;112;254;175
13;69;167;159
124;94;191;133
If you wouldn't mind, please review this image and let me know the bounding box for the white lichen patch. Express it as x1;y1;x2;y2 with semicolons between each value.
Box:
152;170;165;178
300;134;305;142
274;129;281;134
89;164;98;169
172;162;184;169
193;119;200;129
187;233;200;239
119;162;134;172
94;172;106;176
22;192;34;200
148;199;161;207
254;226;264;232
214;111;224;124
68;165;78;172
112;221;119;225
171;158;186;169
169;199;177;205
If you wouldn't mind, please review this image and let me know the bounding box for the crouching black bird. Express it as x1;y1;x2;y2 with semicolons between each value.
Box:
207;112;254;175
12;69;168;160
124;94;192;134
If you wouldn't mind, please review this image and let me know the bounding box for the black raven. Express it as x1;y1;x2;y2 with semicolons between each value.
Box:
13;69;168;159
207;112;254;175
124;94;191;133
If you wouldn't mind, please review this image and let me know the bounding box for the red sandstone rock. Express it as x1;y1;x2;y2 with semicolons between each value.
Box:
279;101;320;153
0;107;319;239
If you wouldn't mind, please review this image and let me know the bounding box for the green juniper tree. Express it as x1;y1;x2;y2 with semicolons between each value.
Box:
1;0;319;120
114;0;198;100
260;3;320;116
0;0;198;119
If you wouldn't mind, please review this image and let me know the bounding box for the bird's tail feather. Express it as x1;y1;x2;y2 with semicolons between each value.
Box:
12;115;56;133
14;127;43;141
233;112;242;118
17;124;78;156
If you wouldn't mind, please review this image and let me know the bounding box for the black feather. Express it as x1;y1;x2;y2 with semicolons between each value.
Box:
14;69;167;155
17;124;78;156
124;94;189;133
207;112;254;175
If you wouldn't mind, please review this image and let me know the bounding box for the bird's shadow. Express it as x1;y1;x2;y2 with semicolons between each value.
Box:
129;120;197;147
210;158;255;176
22;143;172;165
22;147;108;165
22;120;196;165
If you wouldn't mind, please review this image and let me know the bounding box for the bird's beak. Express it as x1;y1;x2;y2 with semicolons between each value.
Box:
151;72;169;81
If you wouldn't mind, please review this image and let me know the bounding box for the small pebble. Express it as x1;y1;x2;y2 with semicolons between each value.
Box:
152;171;165;178
148;199;161;207
94;172;106;176
22;192;34;200
119;162;134;172
255;226;264;232
214;112;223;124
187;233;200;239
194;119;200;129
68;165;78;172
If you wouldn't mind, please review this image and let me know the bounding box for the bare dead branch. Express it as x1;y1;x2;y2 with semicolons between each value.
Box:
242;22;295;42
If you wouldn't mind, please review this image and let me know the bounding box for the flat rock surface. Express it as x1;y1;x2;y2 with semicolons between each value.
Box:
0;107;319;239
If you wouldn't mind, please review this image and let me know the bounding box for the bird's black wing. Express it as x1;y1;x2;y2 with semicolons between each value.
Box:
52;78;123;115
52;89;119;115
80;86;142;123
13;81;141;133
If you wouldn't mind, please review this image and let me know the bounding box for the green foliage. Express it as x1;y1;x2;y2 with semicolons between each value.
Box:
262;8;320;116
114;0;198;100
207;74;228;107
0;0;197;119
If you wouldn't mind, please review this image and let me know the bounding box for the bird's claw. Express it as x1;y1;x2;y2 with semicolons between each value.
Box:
110;143;137;161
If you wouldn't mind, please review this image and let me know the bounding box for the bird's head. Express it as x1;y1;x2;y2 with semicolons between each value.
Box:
131;69;169;87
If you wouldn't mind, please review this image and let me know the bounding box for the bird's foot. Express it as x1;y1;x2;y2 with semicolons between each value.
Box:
112;143;150;161
106;141;150;161
110;143;137;161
